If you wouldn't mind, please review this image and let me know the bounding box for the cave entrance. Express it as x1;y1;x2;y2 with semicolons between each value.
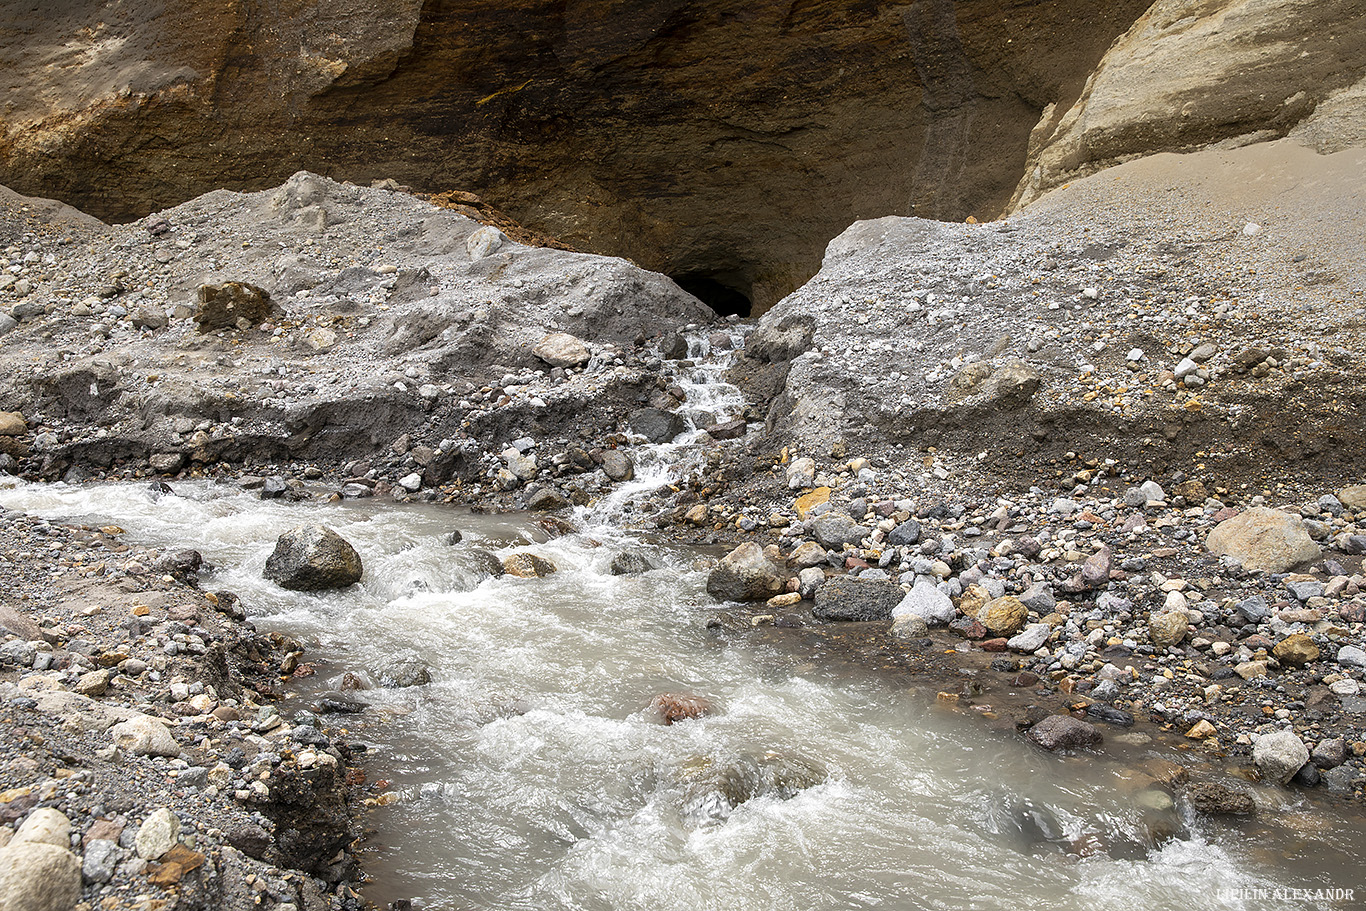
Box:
671;273;752;318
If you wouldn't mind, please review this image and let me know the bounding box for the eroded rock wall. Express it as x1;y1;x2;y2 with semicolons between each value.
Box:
0;0;1152;313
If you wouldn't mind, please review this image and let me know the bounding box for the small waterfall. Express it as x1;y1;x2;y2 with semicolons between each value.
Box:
579;325;748;529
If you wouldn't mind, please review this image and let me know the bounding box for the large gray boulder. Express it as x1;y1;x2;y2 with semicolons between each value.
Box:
812;577;905;622
810;513;868;549
264;524;364;591
0;842;82;911
532;332;591;368
629;408;686;444
1253;730;1309;784
892;579;956;626
1206;507;1319;573
1028;714;1103;751
706;543;785;602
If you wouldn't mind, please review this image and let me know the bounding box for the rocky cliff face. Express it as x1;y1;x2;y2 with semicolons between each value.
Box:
0;0;1153;314
1010;0;1366;210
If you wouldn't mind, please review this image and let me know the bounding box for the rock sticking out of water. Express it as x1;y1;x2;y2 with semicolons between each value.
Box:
263;524;364;591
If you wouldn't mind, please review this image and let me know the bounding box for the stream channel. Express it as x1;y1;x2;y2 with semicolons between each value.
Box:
1;334;1364;910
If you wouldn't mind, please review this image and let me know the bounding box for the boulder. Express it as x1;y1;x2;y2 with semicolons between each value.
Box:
134;808;180;860
109;714;180;757
263;525;363;591
0;411;26;436
1205;507;1319;573
465;225;506;259
193;281;272;332
14;809;71;849
609;551;652;575
532;332;591;368
810;513;868;549
1148;611;1189;647
501;553;558;578
1028;715;1103;751
892;579;956;626
785;457;816;489
600;450;634;482
1183;780;1256;817
978;596;1028;637
0;842;81;911
887;518;921;546
1272;633;1319;667
889;613;930;641
1253;730;1309;784
649;692;712;725
628;407;685;443
706;543;785;602
1008;623;1051;653
812;577;905;622
1339;485;1366;511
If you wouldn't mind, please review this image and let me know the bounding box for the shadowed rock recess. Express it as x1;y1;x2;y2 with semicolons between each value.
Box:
0;0;1156;314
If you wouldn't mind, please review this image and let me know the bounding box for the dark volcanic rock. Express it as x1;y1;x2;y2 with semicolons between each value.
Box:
812;577;904;622
263;525;363;591
629;408;686;444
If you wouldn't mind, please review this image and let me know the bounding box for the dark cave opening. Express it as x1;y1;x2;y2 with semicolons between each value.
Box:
671;273;753;318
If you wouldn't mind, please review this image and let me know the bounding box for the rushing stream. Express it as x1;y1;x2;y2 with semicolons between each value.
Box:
1;337;1363;909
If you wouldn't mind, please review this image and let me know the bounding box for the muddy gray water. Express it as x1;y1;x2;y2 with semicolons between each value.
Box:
1;480;1364;911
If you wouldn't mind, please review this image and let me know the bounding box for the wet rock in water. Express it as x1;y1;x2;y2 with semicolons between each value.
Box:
1272;633;1319;666
649;692;713;724
678;751;826;822
316;693;366;714
609;550;652;575
1253;730;1310;784
708;418;747;440
1028;714;1103;751
1311;738;1348;770
1148;611;1189;647
0;842;82;911
532;332;591;368
890;613;929;642
600;449;635;482
893;578;955;626
445;529;463;545
797;566;825;599
706;543;785;602
260;475;288;499
629;407;686;443
109;714;180;757
812;577;904;622
526;486;570;511
264;525;363;591
1085;704;1134;727
1183;780;1256;817
502;553;558;577
468;548;505;578
983;796;1064;849
1205;507;1320;573
978;596;1028;637
193;281;273;332
379;657;432;688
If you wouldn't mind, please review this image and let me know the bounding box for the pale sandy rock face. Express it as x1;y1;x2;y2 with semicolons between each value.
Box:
1011;0;1366;210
